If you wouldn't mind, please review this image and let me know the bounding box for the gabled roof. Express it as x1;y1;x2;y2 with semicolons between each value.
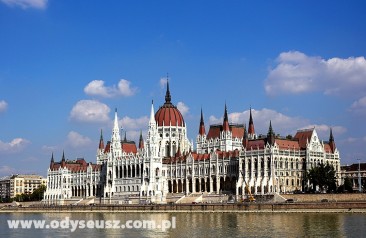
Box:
294;129;314;149
275;139;300;150
122;141;137;154
245;139;266;150
50;158;101;172
206;124;245;139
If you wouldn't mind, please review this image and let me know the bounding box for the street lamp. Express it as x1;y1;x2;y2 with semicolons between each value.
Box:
358;159;362;192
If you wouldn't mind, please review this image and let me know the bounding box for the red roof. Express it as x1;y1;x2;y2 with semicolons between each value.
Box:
207;124;245;139
122;142;137;154
324;143;332;153
207;125;221;139
294;129;313;149
51;158;101;172
275;139;300;150
246;139;266;150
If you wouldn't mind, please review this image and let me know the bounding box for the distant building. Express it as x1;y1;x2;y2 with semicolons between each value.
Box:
340;163;366;191
0;174;47;200
44;81;341;204
0;176;11;201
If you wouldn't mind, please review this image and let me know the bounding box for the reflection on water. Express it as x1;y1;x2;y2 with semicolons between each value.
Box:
1;212;366;237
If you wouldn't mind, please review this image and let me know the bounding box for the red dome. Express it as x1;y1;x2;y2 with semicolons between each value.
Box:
155;80;185;127
155;104;185;127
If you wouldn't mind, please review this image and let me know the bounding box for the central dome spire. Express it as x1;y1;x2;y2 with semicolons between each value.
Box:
155;79;185;127
165;77;172;104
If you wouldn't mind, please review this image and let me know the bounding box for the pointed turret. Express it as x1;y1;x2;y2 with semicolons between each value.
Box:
242;124;248;148
199;108;206;135
223;103;230;131
267;120;275;146
329;127;336;153
61;150;66;167
248;107;256;139
50;152;54;169
99;129;104;150
149;100;155;125
112;108;121;142
123;131;127;142
138;131;144;149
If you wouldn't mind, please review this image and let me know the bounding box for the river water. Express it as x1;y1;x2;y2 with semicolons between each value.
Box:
1;212;365;237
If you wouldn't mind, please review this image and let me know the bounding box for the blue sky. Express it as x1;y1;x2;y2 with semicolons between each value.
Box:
1;0;366;177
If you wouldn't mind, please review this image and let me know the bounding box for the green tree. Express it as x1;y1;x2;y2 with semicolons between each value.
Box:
30;185;46;201
343;177;353;193
308;163;337;193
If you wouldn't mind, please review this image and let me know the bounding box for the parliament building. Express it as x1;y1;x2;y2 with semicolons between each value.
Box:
44;82;341;204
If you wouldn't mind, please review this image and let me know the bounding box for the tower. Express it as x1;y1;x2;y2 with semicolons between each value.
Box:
220;103;232;151
196;108;207;154
248;107;256;139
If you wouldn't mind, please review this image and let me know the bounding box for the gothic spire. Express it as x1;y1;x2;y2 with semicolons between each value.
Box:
199;107;206;135
99;129;104;150
149;100;155;124
248;107;255;136
267;120;275;146
61;150;65;162
223;103;229;131
124;131;127;142
329;127;334;142
138;130;144;149
51;152;54;163
242;123;248;148
329;127;336;152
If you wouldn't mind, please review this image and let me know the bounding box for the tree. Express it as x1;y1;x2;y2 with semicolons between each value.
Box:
30;185;46;201
308;163;337;193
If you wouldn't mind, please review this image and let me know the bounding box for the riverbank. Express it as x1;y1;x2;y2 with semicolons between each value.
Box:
2;202;366;213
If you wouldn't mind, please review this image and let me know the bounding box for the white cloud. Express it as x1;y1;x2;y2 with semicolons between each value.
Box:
208;108;344;140
177;102;189;116
350;96;366;114
299;124;346;139
0;138;30;153
67;131;92;148
70;100;110;123
84;79;137;98
0;165;17;176
1;0;47;9
160;77;168;89
119;116;149;131
0;100;7;113
118;116;149;142
118;79;137;97
265;51;366;97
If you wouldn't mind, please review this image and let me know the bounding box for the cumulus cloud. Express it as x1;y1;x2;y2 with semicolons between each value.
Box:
160;77;168;89
265;51;366;97
0;165;17;176
1;0;47;9
70;100;110;123
177;102;189;116
299;124;346;139
0;138;30;153
0;100;7;113
119;116;149;131
66;131;92;148
84;79;137;98
118;116;149;142
350;96;366;114
208;108;345;140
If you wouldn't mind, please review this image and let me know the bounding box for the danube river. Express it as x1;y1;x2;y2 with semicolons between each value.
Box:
1;212;366;237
